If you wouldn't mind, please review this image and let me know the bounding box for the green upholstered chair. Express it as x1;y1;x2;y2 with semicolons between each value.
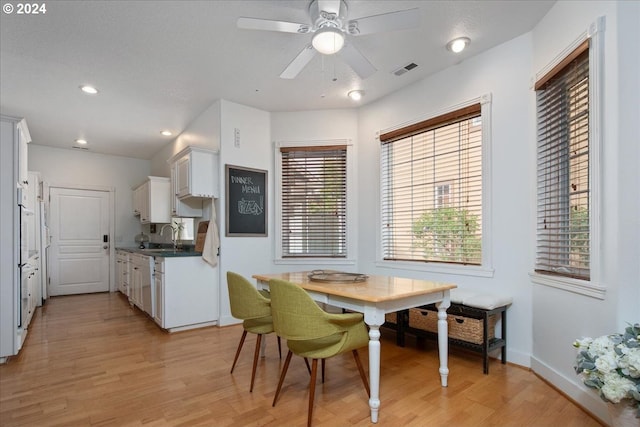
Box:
227;271;281;392
268;278;370;427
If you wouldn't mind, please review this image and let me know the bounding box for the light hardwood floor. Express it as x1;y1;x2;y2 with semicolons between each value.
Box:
0;292;602;427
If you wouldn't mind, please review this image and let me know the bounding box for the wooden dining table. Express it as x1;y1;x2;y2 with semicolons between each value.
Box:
252;271;457;424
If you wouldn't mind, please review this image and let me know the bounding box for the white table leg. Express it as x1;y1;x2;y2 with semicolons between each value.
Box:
436;300;450;387
368;325;381;423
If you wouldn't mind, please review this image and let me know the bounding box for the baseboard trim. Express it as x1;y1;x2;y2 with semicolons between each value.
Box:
218;314;241;327
530;355;608;425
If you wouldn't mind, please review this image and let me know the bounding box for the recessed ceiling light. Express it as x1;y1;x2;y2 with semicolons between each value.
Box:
348;90;364;101
75;139;88;145
160;130;173;136
446;37;470;53
80;85;99;95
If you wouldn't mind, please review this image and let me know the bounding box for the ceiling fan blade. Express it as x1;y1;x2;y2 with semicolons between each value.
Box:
347;8;420;36
337;43;376;79
280;45;317;79
317;0;342;16
237;17;310;34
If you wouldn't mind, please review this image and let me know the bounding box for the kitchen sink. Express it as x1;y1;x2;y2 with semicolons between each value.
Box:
143;248;182;252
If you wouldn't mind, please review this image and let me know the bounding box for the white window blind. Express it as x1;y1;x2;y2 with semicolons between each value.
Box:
280;145;347;258
535;41;590;280
380;104;483;265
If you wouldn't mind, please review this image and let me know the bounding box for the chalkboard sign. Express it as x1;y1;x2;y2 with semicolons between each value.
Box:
225;165;267;236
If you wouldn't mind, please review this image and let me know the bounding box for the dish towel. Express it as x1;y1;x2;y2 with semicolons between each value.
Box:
202;199;220;267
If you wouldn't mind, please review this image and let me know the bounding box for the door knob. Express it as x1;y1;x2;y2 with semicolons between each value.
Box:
103;245;109;249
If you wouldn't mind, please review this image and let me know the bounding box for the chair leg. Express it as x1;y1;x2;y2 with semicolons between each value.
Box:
272;350;293;407
250;334;262;392
230;330;248;374
308;359;318;427
321;358;325;383
277;336;282;359
352;350;370;397
304;357;311;374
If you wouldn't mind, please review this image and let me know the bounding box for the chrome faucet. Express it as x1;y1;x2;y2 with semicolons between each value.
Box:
159;223;177;250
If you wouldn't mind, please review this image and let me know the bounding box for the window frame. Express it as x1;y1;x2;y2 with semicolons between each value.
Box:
530;17;605;299
376;95;494;278
274;139;356;266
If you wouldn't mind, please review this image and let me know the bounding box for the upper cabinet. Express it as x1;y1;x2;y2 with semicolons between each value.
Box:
133;176;171;224
167;147;218;218
17;119;31;188
169;147;218;200
169;166;202;217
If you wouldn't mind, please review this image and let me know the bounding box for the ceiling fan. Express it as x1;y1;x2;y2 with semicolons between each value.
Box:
237;0;420;80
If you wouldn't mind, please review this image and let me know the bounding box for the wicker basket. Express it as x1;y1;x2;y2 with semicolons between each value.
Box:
385;312;397;324
408;307;497;345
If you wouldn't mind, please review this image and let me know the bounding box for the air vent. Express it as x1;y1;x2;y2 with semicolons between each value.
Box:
72;146;89;150
393;62;418;76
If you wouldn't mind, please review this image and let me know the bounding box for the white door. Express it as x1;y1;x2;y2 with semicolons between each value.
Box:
49;187;110;295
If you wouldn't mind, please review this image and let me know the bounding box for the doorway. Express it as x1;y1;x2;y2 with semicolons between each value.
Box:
48;186;113;296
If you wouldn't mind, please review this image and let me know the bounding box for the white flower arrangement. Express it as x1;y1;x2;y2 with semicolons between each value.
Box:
574;323;640;418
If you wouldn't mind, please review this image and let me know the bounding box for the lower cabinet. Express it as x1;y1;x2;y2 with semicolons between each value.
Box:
153;258;163;326
129;253;153;315
153;256;218;332
24;262;39;328
115;250;129;296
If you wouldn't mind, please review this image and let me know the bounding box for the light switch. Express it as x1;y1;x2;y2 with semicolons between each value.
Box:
234;128;240;148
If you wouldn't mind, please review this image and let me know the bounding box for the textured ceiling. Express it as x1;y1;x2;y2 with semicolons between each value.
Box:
0;0;555;159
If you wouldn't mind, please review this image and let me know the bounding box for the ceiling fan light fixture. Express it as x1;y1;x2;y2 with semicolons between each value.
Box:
446;37;470;53
312;27;345;55
348;90;364;101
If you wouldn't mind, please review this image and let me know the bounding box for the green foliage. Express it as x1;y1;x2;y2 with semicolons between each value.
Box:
570;204;589;263
412;207;481;264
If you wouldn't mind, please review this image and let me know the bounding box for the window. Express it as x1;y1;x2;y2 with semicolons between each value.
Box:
435;183;451;208
380;103;483;265
278;145;347;258
535;41;590;280
172;217;194;241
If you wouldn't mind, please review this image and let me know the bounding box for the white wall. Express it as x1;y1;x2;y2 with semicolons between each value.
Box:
150;100;221;177
271;108;360;266
529;1;640;423
355;33;536;368
217;99;272;325
28;145;151;248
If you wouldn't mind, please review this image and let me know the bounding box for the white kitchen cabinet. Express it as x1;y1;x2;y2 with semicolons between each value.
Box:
129;253;153;316
153;258;163;326
116;250;129;296
170;166;202;217
132;185;143;216
153;256;217;332
169;147;218;201
128;254;141;308
17;119;31;189
26;172;40;255
1;115;31;362
133;176;171;224
25;260;39;327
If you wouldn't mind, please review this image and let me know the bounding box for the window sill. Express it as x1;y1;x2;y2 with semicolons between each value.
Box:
375;260;494;278
529;272;606;299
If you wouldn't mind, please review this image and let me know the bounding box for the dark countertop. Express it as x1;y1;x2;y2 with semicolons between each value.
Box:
116;245;202;258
